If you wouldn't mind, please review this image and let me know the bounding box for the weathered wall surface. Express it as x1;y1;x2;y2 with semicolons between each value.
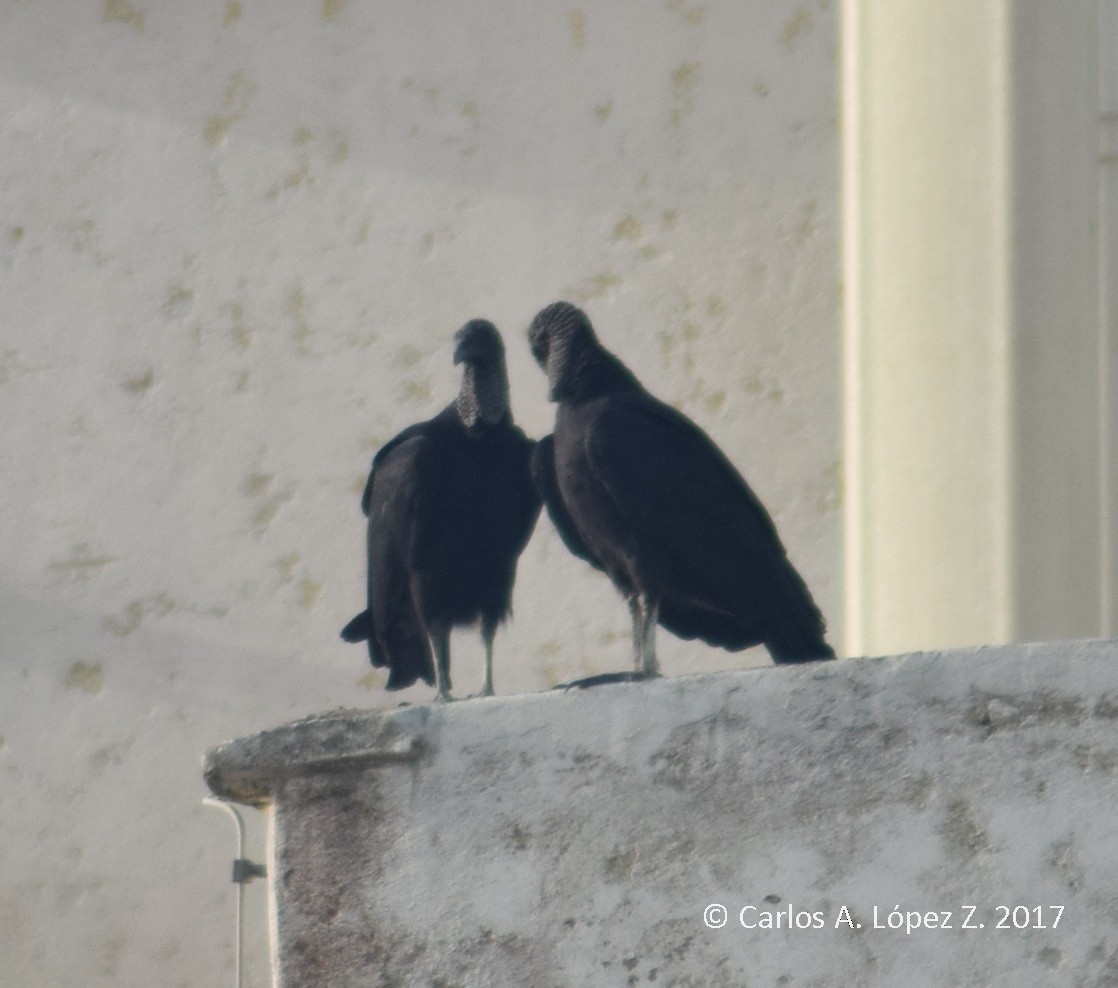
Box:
207;640;1118;987
0;3;838;985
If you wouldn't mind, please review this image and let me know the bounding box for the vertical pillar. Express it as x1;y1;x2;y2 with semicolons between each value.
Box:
844;0;1108;656
844;0;1012;655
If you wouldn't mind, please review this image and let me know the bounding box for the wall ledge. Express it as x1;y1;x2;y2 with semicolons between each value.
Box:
202;639;1118;986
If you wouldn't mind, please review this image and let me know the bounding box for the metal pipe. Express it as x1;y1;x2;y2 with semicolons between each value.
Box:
204;796;262;988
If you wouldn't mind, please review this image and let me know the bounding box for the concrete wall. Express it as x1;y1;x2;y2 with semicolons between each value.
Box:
206;639;1118;987
0;3;839;985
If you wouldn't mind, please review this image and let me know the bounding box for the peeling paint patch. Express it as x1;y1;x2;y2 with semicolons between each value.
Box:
359;431;387;453
48;543;118;580
394;344;424;370
357;669;384;691
103;594;175;636
205;71;255;148
568;10;586;49
811;460;842;514
669;62;701;130
243;472;295;530
121;369;154;395
699;389;726;416
100;933;127;978
401;378;433;404
68;218;109;266
299;577;325;611
242;472;273;498
66;661;104;695
268;155;313;198
254;496;287;528
226;300;252;350
275;553;302;584
796;199;819;245
743;365;784;404
288;285;314;353
611;215;644;242
570;270;622;303
103;0;144;32
781;5;814;50
666;0;707;26
163;281;194;319
402;78;440;103
90;739;132;769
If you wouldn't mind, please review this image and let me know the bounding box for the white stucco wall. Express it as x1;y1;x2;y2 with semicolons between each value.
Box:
0;3;839;985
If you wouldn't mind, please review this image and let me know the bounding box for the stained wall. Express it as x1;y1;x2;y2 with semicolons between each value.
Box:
0;3;840;984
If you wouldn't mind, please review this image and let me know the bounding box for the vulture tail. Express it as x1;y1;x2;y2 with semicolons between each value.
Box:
765;626;836;664
763;562;836;664
340;610;372;642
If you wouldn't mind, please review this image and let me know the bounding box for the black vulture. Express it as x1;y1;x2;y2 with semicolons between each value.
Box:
527;301;835;677
341;319;541;700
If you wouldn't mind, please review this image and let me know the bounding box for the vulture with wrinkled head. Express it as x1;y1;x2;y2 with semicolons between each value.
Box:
527;301;834;680
341;319;541;700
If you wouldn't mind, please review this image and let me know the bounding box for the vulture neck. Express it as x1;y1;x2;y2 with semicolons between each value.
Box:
456;361;510;429
552;344;643;404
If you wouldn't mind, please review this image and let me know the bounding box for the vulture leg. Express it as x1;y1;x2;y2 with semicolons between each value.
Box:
634;595;661;678
479;615;498;697
430;623;453;702
627;597;642;668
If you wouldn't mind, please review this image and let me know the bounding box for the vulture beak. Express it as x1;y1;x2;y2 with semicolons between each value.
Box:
453;330;494;366
453;334;488;366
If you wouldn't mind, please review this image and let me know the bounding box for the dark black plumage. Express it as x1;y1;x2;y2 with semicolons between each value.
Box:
527;301;835;675
341;319;541;700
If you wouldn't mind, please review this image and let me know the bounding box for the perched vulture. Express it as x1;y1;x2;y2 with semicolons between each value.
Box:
528;301;834;678
341;319;541;700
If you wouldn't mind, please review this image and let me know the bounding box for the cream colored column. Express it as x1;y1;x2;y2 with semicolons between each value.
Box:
844;0;1012;655
843;0;1109;656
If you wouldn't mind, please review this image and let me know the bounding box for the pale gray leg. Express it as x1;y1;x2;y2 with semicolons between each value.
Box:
479;617;497;697
635;595;661;678
430;624;453;702
627;597;643;672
